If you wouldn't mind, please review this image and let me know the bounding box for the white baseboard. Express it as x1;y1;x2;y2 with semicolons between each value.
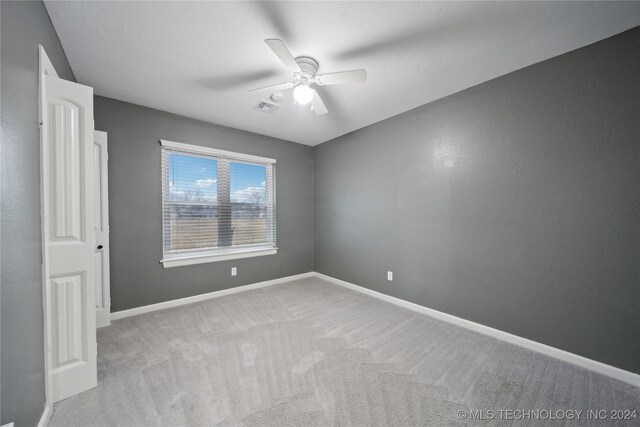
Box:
37;403;52;427
313;272;640;387
110;272;314;320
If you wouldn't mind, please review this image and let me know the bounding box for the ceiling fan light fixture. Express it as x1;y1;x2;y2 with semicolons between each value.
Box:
250;39;366;116
293;83;314;105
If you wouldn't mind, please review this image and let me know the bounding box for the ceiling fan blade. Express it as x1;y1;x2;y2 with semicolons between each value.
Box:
316;69;367;85
248;81;294;93
265;39;301;73
334;9;502;61
199;69;280;90
311;91;328;116
255;2;292;40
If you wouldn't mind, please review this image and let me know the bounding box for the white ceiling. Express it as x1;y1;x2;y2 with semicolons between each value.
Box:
45;1;640;146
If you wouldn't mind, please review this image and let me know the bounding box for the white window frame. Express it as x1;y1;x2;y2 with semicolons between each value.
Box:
159;140;277;268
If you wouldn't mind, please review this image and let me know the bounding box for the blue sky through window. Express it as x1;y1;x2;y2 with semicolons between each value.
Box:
231;162;266;204
169;154;266;204
169;154;218;202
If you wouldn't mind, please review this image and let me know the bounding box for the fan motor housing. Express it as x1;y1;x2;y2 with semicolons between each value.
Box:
295;56;319;81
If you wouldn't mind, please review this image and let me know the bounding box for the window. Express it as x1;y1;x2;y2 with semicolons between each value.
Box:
160;140;276;267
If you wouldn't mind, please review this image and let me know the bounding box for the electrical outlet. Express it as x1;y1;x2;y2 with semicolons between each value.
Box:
387;271;393;281
231;267;237;276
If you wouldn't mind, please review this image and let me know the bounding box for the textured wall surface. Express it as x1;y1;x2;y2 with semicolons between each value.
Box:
314;27;640;373
94;96;314;312
0;1;76;425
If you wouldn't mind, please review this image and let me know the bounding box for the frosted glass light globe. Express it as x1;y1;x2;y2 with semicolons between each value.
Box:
293;84;314;105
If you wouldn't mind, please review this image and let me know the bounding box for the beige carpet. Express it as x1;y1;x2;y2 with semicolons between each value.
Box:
50;276;639;426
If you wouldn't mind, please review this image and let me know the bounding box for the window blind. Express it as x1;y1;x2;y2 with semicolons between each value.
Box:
161;141;276;260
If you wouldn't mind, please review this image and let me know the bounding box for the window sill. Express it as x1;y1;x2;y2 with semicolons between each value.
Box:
160;247;278;268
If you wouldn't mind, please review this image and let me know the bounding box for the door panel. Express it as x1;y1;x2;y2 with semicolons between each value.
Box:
51;273;87;369
94;131;111;328
44;75;97;402
49;100;84;241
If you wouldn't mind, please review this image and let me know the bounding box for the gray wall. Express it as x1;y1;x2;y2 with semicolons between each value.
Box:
0;1;76;425
314;27;640;374
94;97;314;312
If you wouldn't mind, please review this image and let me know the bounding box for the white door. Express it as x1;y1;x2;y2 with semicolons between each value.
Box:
94;131;111;328
43;75;97;402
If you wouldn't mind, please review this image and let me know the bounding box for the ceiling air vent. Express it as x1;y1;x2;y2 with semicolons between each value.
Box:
253;99;281;114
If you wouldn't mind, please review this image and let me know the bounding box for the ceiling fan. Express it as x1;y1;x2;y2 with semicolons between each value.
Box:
250;39;367;115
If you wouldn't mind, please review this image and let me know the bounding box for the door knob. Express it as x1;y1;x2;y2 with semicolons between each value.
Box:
97;245;103;250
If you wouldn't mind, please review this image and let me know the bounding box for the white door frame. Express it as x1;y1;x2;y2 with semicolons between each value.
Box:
38;45;58;420
94;131;111;328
